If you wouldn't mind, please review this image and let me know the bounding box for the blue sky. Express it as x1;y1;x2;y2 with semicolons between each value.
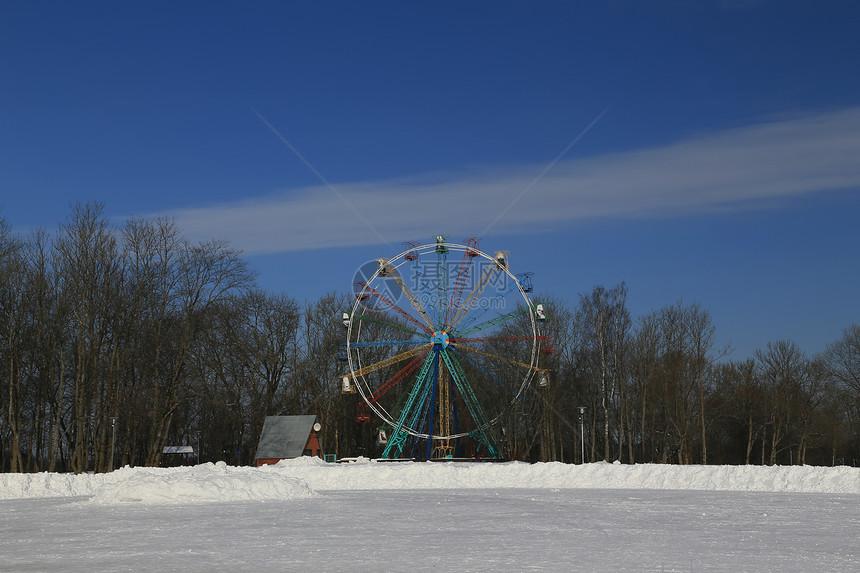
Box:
2;1;859;359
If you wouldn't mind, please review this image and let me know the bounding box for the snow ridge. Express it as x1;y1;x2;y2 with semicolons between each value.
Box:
272;457;860;494
1;459;857;502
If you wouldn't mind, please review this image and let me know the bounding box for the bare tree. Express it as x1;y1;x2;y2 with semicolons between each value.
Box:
630;312;660;462
120;216;185;467
531;295;575;462
755;340;808;465
239;290;301;461
0;217;27;471
683;302;723;463
53;203;123;473
576;283;629;461
823;324;860;465
142;237;254;466
725;359;766;464
825;324;860;394
295;292;353;458
20;229;68;471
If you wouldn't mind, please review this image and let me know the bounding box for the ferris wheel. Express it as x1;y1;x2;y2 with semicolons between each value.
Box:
342;236;548;460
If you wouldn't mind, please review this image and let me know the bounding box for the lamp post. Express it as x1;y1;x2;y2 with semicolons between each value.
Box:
109;416;117;472
578;406;585;465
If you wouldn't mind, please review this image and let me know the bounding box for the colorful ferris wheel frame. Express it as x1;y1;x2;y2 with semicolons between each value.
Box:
344;237;545;459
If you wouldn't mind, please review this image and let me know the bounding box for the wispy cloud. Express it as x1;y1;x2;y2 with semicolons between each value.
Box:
166;106;860;254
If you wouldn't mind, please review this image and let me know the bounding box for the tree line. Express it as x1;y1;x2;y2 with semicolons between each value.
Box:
537;285;859;467
1;204;858;471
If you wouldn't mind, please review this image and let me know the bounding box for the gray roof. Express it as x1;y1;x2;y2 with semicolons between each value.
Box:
162;445;194;454
255;415;317;459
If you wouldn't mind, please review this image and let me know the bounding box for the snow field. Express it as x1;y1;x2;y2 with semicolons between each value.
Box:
1;460;858;571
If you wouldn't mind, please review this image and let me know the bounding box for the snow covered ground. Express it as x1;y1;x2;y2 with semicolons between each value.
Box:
1;459;858;571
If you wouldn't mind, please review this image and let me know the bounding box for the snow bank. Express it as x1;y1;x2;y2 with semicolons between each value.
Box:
0;469;99;499
0;462;316;503
270;458;860;494
89;462;317;503
1;459;857;502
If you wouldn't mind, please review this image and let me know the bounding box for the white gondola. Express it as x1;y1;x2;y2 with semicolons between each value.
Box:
538;371;550;388
494;251;508;270
342;311;351;329
535;303;547;322
341;375;355;394
376;258;392;277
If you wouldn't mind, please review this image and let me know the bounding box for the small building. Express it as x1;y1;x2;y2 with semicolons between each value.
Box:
255;415;324;466
161;445;195;466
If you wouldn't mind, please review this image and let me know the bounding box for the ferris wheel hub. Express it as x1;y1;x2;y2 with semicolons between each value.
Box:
430;331;450;348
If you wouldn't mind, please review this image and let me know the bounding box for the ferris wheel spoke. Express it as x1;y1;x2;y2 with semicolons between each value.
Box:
356;282;435;334
451;305;531;338
351;343;433;377
368;351;428;403
445;238;479;329
449;346;524;399
346;339;429;348
353;312;428;338
450;335;548;344
451;269;530;333
385;269;437;331
448;262;499;331
449;341;539;372
435;241;450;330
